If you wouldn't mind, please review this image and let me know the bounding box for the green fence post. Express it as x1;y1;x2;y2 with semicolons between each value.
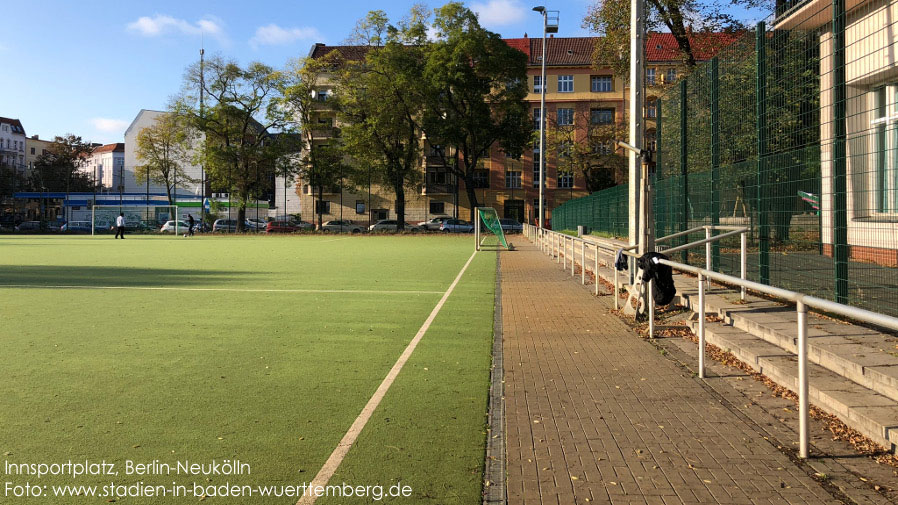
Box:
832;0;849;304
711;57;721;272
756;22;770;285
679;79;689;264
655;98;663;240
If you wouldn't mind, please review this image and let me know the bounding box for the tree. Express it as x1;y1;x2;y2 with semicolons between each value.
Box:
134;112;197;205
584;0;758;79
30;135;98;193
176;57;297;232
333;9;429;230
280;53;348;229
544;110;626;194
420;2;531;222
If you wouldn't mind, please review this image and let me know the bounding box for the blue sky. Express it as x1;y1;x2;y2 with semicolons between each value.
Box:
3;0;761;145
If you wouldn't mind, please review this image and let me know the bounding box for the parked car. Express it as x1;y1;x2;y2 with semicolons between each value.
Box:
417;216;452;231
246;218;267;231
160;220;190;233
15;221;53;232
368;220;421;232
499;218;523;234
266;220;314;233
213;219;243;233
321;220;364;233
60;221;93;233
440;219;474;233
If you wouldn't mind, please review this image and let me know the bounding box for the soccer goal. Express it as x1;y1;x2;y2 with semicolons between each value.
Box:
475;207;509;251
81;205;179;235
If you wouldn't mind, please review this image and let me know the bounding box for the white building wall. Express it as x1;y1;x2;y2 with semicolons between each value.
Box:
0;122;27;171
124;109;205;197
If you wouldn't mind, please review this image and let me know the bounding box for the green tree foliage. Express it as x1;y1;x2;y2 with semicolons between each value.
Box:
583;0;761;79
332;9;429;229
281;53;347;229
30;134;98;193
544;110;626;193
421;2;531;221
134;112;197;205
176;57;300;232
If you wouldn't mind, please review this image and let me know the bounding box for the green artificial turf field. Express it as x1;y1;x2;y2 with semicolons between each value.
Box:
0;234;497;504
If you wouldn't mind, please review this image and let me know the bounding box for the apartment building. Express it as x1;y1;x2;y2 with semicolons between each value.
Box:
25;135;55;173
300;35;721;226
80;143;125;190
0;117;27;172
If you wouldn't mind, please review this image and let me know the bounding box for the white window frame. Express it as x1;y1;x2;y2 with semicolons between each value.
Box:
558;75;574;93
533;75;543;93
591;75;612;92
558;171;574;189
872;84;898;213
646;68;656;86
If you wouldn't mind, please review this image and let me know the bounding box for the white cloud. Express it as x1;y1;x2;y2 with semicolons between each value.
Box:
90;118;129;134
249;24;322;49
471;0;527;27
126;14;226;43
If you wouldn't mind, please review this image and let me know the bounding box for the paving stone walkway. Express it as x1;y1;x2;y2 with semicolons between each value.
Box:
501;244;844;505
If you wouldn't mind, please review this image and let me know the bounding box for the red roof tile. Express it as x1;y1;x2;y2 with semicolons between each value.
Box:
646;32;741;61
92;143;125;154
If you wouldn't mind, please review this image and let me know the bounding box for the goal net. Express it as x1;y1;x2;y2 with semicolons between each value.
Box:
75;205;180;235
475;207;509;250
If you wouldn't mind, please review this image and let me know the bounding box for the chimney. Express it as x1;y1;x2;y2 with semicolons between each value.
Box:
524;32;528;38
31;135;39;139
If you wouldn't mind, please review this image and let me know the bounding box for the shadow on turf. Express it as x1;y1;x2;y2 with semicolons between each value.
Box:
0;265;257;288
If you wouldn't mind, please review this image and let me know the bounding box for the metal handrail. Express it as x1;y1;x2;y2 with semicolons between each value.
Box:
524;223;898;459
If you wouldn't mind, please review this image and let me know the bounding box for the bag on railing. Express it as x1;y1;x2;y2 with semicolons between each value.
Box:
638;252;676;306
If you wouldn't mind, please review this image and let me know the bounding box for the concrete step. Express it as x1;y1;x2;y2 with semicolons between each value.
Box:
675;279;898;405
686;318;898;451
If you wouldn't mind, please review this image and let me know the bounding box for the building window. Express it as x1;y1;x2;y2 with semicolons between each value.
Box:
532;148;542;188
646;130;657;151
316;90;329;102
646;68;656;86
557;108;574;126
558;75;574;93
646;100;657;118
473;169;490;188
315;200;330;215
591;75;612;92
593;141;612;155
505;167;522;188
590;108;614;125
558;171;574;188
430;201;445;214
533;75;542;93
873;85;898;213
533;108;541;130
30;147;35;155
356;200;366;214
665;68;677;84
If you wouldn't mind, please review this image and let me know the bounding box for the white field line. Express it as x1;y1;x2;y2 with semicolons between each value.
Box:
0;284;443;295
296;250;478;505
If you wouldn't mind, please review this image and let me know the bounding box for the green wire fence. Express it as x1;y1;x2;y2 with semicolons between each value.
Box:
553;0;898;316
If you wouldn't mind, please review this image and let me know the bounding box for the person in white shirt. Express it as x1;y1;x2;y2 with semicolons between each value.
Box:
115;213;126;239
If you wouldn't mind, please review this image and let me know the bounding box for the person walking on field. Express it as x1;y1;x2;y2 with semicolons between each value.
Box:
186;214;195;237
115;212;126;239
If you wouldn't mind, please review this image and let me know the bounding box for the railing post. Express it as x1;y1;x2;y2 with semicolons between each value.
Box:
594;245;600;296
581;240;586;284
797;300;809;458
648;279;655;338
571;238;575;277
741;231;747;301
562;237;566;269
614;265;620;310
698;272;706;379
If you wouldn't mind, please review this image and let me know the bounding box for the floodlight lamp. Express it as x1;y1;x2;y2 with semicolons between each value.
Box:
532;6;545;12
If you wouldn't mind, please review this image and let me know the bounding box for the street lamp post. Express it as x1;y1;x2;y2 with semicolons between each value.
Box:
532;6;557;229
